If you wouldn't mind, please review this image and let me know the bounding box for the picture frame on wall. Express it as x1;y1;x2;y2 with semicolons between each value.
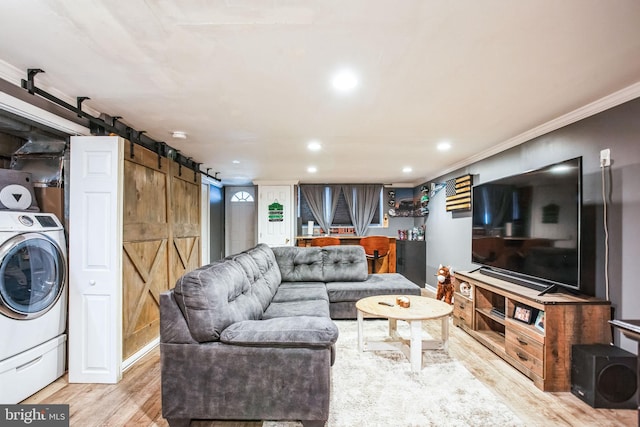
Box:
513;303;536;324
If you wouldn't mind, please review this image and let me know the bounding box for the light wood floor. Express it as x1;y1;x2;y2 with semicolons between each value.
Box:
24;320;636;427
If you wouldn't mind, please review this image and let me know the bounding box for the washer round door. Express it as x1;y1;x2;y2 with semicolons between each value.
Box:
0;232;66;320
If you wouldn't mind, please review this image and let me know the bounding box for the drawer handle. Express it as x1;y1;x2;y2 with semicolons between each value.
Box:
517;337;528;345
16;356;43;371
516;352;528;361
459;303;465;309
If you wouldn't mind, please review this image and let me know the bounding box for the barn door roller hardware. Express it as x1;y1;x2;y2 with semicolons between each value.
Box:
20;68;220;182
193;163;200;182
24;68;44;94
76;96;90;118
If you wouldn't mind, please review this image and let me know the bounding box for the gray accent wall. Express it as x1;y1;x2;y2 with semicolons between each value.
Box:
425;97;640;353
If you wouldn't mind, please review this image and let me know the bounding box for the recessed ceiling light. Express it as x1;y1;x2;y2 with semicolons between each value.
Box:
437;141;451;151
402;167;413;173
307;166;318;173
307;140;322;151
171;131;187;139
331;69;359;92
232;160;240;164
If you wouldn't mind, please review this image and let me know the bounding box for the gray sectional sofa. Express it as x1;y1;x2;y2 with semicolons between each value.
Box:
160;243;420;427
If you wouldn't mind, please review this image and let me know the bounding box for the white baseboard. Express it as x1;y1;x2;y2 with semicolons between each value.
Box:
122;338;159;372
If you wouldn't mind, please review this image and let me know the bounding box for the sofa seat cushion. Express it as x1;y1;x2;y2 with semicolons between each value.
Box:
326;273;421;303
272;282;328;303
263;299;330;319
220;316;339;348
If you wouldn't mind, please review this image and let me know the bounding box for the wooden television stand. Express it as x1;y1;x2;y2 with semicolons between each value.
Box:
453;271;611;392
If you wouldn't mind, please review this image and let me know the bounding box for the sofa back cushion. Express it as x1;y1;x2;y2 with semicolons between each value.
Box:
272;246;324;282
322;245;368;282
173;260;263;342
246;244;282;295
228;244;282;311
273;245;368;282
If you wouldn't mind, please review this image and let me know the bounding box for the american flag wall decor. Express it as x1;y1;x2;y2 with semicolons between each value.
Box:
445;174;472;212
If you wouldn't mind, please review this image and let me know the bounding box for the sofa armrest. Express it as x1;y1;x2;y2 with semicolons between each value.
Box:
220;316;338;348
160;291;198;344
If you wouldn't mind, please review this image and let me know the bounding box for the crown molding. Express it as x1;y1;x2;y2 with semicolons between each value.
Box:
0;61;24;87
424;81;640;183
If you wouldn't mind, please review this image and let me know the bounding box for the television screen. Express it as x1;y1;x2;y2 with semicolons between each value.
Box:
471;157;582;293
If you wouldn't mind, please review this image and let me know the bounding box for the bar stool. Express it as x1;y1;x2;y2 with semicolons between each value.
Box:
310;236;341;247
359;236;390;273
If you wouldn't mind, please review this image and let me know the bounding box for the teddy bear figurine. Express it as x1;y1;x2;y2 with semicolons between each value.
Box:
435;264;455;304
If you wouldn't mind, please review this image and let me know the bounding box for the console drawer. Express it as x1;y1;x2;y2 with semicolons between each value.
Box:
505;329;544;377
506;328;544;360
453;293;473;328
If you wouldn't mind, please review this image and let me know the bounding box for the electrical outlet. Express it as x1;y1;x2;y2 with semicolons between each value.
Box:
600;148;611;167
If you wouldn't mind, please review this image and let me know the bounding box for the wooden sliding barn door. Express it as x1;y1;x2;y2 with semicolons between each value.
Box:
121;148;201;361
122;147;170;361
169;163;201;286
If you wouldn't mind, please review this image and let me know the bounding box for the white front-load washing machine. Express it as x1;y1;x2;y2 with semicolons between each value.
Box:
0;211;67;404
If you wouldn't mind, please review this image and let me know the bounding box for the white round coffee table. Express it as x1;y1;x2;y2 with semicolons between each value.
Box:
355;295;453;372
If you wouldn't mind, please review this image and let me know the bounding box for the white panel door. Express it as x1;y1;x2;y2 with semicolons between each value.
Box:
257;185;294;247
68;136;123;383
226;187;256;255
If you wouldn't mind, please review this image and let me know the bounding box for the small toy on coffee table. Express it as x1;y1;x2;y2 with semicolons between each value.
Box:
435;264;455;304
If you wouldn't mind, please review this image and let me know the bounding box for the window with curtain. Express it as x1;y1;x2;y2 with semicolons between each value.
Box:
299;185;382;229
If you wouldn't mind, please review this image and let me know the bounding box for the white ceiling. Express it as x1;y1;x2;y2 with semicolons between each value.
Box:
0;0;639;186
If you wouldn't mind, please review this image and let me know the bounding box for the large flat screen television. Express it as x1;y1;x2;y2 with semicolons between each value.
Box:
471;157;582;295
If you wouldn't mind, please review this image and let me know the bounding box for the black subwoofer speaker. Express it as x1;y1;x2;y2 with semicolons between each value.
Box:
571;344;638;409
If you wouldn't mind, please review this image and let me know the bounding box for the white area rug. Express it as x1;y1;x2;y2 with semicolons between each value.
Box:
265;320;524;427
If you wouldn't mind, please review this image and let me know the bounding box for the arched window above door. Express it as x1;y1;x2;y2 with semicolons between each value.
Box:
231;191;254;202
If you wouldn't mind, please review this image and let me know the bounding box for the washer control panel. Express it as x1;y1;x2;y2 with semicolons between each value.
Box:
0;212;62;231
18;215;34;227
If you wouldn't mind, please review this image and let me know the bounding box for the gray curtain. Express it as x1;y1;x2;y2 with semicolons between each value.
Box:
300;185;342;234
341;184;382;236
301;185;329;233
327;185;341;230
